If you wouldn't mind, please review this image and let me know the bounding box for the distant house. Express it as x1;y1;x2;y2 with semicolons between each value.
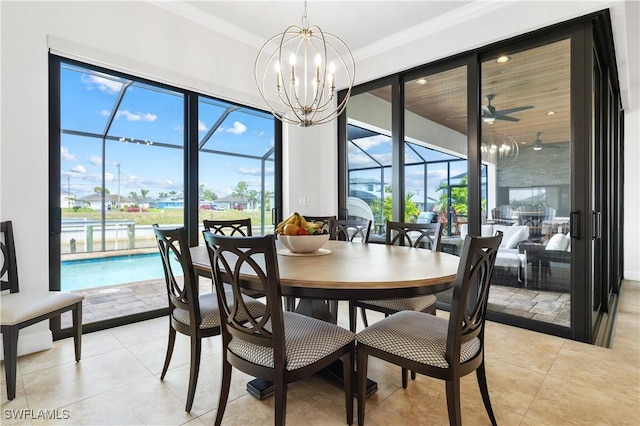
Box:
349;177;385;206
214;195;250;210
61;191;75;209
75;193;130;210
152;197;185;209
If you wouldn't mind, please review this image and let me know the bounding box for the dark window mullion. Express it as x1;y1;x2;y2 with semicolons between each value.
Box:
186;93;199;246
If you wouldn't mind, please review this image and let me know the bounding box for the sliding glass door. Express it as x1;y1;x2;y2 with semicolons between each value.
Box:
338;12;623;343
480;39;572;328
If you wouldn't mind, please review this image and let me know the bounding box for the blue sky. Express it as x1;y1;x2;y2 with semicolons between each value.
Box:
60;64;275;201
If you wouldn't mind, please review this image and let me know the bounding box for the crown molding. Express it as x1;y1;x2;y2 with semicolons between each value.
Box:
149;0;265;49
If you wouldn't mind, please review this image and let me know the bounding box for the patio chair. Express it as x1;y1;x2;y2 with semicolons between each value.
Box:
1;220;84;401
356;232;503;426
203;233;355;426
153;225;264;412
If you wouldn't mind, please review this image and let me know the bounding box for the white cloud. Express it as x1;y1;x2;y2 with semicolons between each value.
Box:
70;165;86;173
198;120;208;131
115;110;157;122
237;167;274;176
354;135;390;150
61;146;75;161
89;155;102;165
81;74;123;94
225;121;247;135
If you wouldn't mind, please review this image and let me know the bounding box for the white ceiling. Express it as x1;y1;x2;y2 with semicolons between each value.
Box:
182;0;474;51
151;0;638;110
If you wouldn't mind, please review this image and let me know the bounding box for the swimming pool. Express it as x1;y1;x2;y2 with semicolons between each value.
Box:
61;252;180;291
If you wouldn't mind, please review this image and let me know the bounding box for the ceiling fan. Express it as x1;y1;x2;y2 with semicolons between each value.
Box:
482;94;534;123
528;132;562;151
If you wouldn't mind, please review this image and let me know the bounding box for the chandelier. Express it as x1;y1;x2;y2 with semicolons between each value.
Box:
481;131;519;166
254;1;355;127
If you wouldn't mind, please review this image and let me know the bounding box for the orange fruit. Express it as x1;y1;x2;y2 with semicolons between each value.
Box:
283;223;300;235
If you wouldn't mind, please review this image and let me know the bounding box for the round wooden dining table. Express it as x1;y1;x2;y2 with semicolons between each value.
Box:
190;239;460;399
190;239;460;302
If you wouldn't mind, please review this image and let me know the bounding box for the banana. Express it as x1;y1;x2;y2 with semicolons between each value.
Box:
276;212;323;234
276;212;298;233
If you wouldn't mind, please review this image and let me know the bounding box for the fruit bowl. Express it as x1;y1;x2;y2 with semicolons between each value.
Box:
278;233;330;253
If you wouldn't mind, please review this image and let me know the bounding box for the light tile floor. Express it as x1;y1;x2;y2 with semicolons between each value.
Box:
3;281;638;425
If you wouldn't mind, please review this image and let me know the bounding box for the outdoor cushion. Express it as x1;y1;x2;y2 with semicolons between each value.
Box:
546;233;570;251
505;227;528;249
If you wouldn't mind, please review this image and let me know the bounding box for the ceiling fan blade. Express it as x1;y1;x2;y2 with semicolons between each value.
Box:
494;105;534;116
496;115;520;122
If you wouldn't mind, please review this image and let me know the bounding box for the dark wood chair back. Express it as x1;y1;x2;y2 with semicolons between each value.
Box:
303;215;336;234
203;218;252;236
385;221;442;251
153;225;202;329
0;221;19;293
448;232;502;354
204;233;282;356
329;218;372;243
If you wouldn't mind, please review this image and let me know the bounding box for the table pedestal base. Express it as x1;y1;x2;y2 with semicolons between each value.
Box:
246;362;378;401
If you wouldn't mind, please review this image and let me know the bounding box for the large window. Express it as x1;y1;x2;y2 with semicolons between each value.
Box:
51;57;280;332
197;96;276;241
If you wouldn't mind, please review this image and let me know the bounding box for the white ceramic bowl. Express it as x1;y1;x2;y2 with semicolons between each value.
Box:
278;233;330;253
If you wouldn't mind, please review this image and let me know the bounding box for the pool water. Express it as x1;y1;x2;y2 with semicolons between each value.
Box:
61;253;180;291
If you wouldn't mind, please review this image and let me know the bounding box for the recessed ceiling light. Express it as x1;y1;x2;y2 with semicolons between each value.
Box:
546;111;557;116
496;55;510;63
416;78;428;85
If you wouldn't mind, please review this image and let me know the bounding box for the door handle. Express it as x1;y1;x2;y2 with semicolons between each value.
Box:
592;211;602;239
570;210;580;239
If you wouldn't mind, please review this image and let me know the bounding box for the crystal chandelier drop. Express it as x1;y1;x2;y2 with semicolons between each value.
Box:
254;1;355;127
481;131;519;166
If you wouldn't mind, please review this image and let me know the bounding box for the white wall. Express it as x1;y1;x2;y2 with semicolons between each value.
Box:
1;1;638;357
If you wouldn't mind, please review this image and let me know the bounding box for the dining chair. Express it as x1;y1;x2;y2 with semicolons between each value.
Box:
153;225;264;412
304;215;336;234
350;221;442;387
329;218;372;242
1;220;84;401
327;218;372;318
356;232;503;426
203;218;252;236
278;215;337;312
203;232;355;426
203;218;269;300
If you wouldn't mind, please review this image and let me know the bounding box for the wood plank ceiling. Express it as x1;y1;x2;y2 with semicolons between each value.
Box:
371;38;571;150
